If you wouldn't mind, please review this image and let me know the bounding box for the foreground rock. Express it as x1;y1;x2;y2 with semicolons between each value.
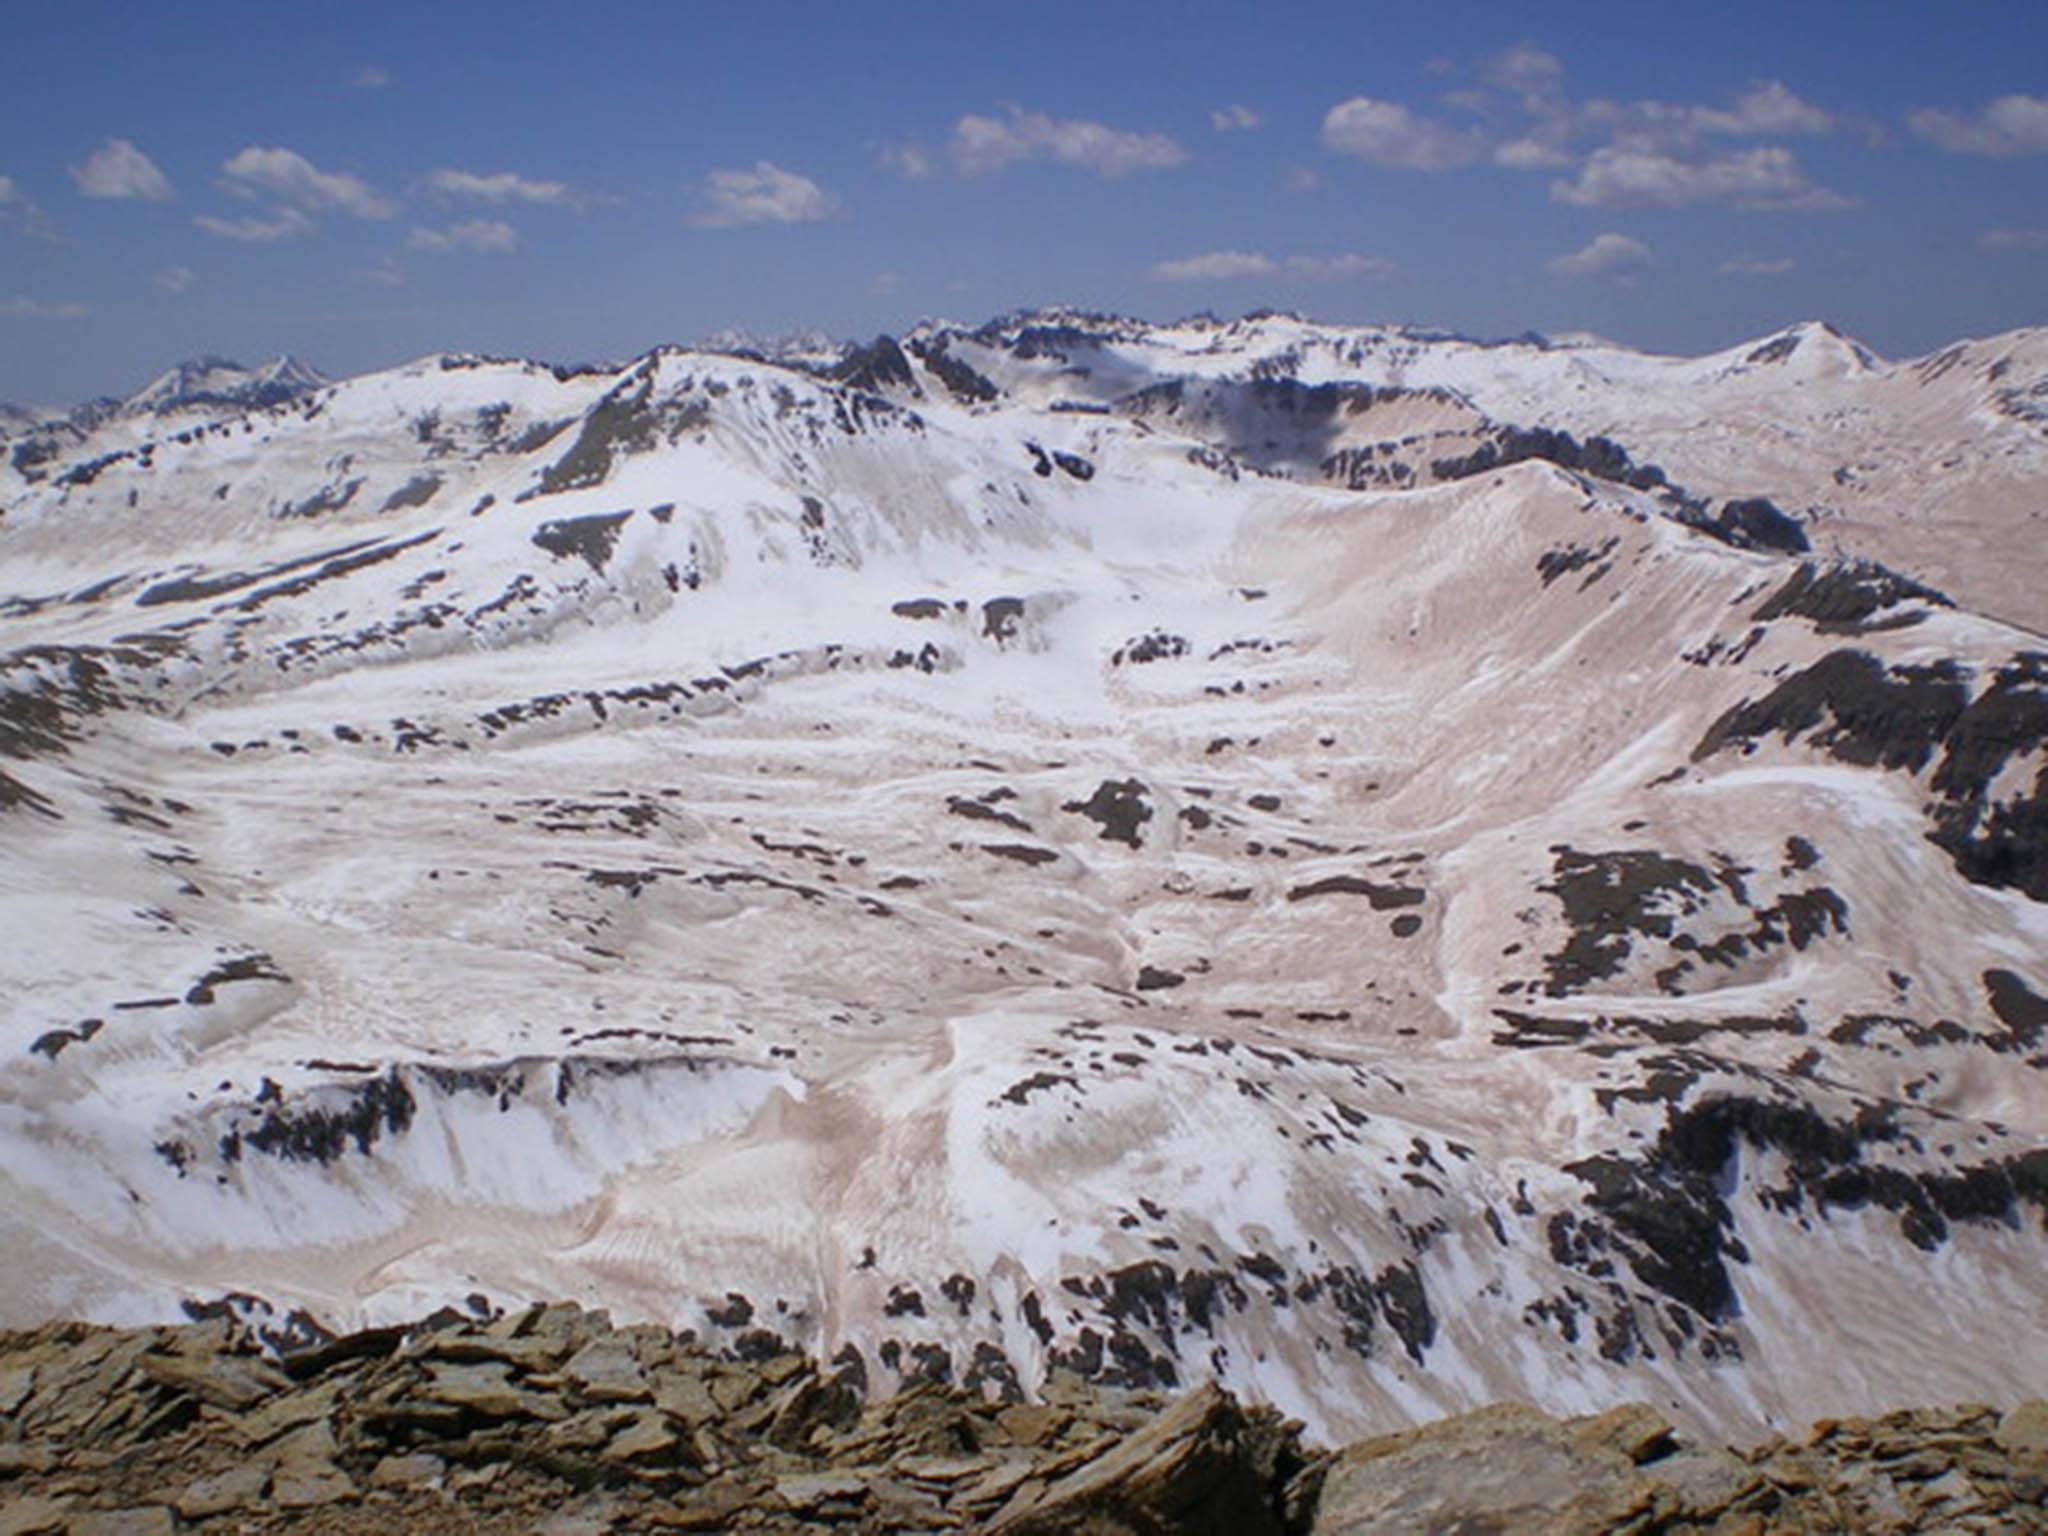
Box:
0;1309;2042;1533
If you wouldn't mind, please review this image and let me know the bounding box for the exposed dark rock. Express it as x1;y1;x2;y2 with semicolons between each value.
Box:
1534;847;1800;998
536;379;701;494
1753;561;1950;631
983;842;1058;866
834;335;919;396
135;537;383;609
1564;1093;2048;1322
1984;969;2048;1050
1696;649;2048;900
982;596;1026;643
909;337;1000;404
185;952;289;1005
530;510;633;571
949;794;1032;832
1537;538;1620;588
1430;425;1673;497
1699;496;1810;555
279;478;363;520
1114;631;1189;665
29;1018;104;1059
378;473;443;514
1286;875;1424;910
1063;778;1153;847
219;528;442;612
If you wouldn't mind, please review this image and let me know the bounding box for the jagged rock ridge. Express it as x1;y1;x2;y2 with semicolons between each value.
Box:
1;1309;2044;1534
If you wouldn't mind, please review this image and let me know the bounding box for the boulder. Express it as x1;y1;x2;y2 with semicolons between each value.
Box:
62;1510;178;1536
563;1340;652;1404
171;1461;270;1519
600;1410;683;1466
996;1402;1066;1448
0;1447;53;1479
367;1452;445;1490
765;1373;859;1450
421;1359;566;1420
1998;1400;2048;1460
134;1350;286;1411
775;1470;872;1516
1564;1402;1676;1463
1310;1402;1671;1536
0;1496;72;1536
230;1380;342;1446
652;1372;720;1427
265;1419;357;1508
994;1381;1287;1535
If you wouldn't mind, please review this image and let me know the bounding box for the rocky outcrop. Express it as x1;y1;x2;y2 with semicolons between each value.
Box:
1;1310;2042;1534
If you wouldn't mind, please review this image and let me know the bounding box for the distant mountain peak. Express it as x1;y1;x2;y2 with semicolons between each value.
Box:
1739;320;1882;374
122;354;329;418
697;327;847;369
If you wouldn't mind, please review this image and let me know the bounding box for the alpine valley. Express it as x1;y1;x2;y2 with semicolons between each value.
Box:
2;308;2045;1453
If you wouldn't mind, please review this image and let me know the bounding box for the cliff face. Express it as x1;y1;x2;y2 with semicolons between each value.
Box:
2;1307;2043;1535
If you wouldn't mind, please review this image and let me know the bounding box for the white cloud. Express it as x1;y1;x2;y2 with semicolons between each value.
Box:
1697;80;1832;136
0;296;89;319
1286;253;1396;281
425;168;576;206
1483;43;1565;99
220;146;396;218
352;65;389;89
1983;227;2048;249
1910;94;2048;157
1329;56;1839;193
0;179;64;242
71;138;174;201
950;108;1186;178
1493;137;1573;170
408;219;518;254
875;142;934;181
1719;254;1795;275
357;258;406;287
1151;249;1395;282
194;207;315;242
1550;144;1853;210
1151;250;1276;282
687;161;836;227
152;264;196;293
1210;104;1261;131
1284;164;1323;192
869;270;903;296
1321;97;1483;169
10;206;63;241
1547;232;1651;278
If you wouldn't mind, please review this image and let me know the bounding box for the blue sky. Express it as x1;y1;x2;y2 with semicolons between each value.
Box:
2;0;2044;402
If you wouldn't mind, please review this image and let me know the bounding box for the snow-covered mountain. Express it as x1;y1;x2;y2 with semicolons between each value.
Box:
0;403;49;436
119;355;328;419
0;355;327;460
1;310;2043;1447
